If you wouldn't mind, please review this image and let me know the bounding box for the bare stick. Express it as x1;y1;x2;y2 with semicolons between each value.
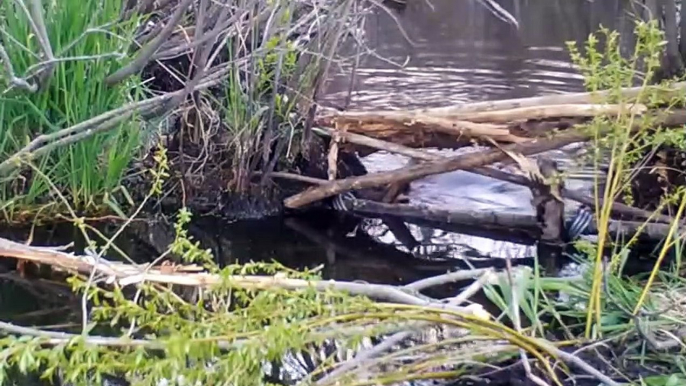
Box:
321;82;686;118
404;268;493;291
0;236;484;315
284;130;590;208
325;103;647;125
105;0;195;85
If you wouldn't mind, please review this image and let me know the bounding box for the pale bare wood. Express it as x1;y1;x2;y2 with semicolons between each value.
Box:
446;103;648;124
327;123;342;180
314;127;443;161
0;237;486;315
318;114;527;145
318;81;686;119
322;103;647;126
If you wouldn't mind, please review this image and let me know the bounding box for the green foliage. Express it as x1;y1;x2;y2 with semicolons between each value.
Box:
0;0;145;218
478;20;686;382
215;9;302;190
0;210;393;385
563;19;686;337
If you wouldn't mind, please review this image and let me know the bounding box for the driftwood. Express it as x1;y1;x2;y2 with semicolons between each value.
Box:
311;82;686;151
318;82;686;118
315;115;526;147
0;236;489;315
322;103;647;126
284;130;589;209
444;103;647;123
285;109;686;209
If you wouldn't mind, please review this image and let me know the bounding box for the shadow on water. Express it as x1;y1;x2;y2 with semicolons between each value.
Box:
0;0;636;352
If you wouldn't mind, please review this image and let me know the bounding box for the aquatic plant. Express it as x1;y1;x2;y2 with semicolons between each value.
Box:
465;18;686;383
565;19;686;338
0;0;365;223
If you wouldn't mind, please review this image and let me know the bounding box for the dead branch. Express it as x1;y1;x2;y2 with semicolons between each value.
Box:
316;114;525;147
284;130;589;209
448;103;647;123
285;109;686;209
323;103;647;126
318;82;686;118
0;236;485;315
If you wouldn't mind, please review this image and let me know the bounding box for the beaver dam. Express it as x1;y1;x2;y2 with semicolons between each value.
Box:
5;0;686;385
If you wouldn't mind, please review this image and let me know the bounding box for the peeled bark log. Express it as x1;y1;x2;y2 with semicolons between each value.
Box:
317;82;686;119
446;103;647;124
349;199;683;244
324;104;647;126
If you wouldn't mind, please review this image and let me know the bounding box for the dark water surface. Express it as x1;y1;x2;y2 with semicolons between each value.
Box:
0;1;637;317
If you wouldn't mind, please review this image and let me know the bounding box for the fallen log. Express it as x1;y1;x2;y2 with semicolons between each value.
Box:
444;103;647;124
319;82;686;118
284;109;686;209
284;130;589;209
350;199;540;236
316;115;525;149
348;199;684;243
322;104;647;126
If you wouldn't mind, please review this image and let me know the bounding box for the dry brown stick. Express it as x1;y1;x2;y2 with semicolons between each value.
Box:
284;130;589;209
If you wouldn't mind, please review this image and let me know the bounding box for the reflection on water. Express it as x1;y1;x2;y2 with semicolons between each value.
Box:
322;0;636;109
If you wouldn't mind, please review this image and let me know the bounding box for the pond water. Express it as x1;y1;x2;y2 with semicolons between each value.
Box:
0;0;637;321
318;0;637;262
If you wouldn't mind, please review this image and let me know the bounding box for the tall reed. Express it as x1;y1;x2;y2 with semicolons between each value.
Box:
0;0;144;218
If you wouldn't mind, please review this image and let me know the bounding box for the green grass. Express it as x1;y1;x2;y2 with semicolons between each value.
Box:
0;0;145;219
473;19;686;382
